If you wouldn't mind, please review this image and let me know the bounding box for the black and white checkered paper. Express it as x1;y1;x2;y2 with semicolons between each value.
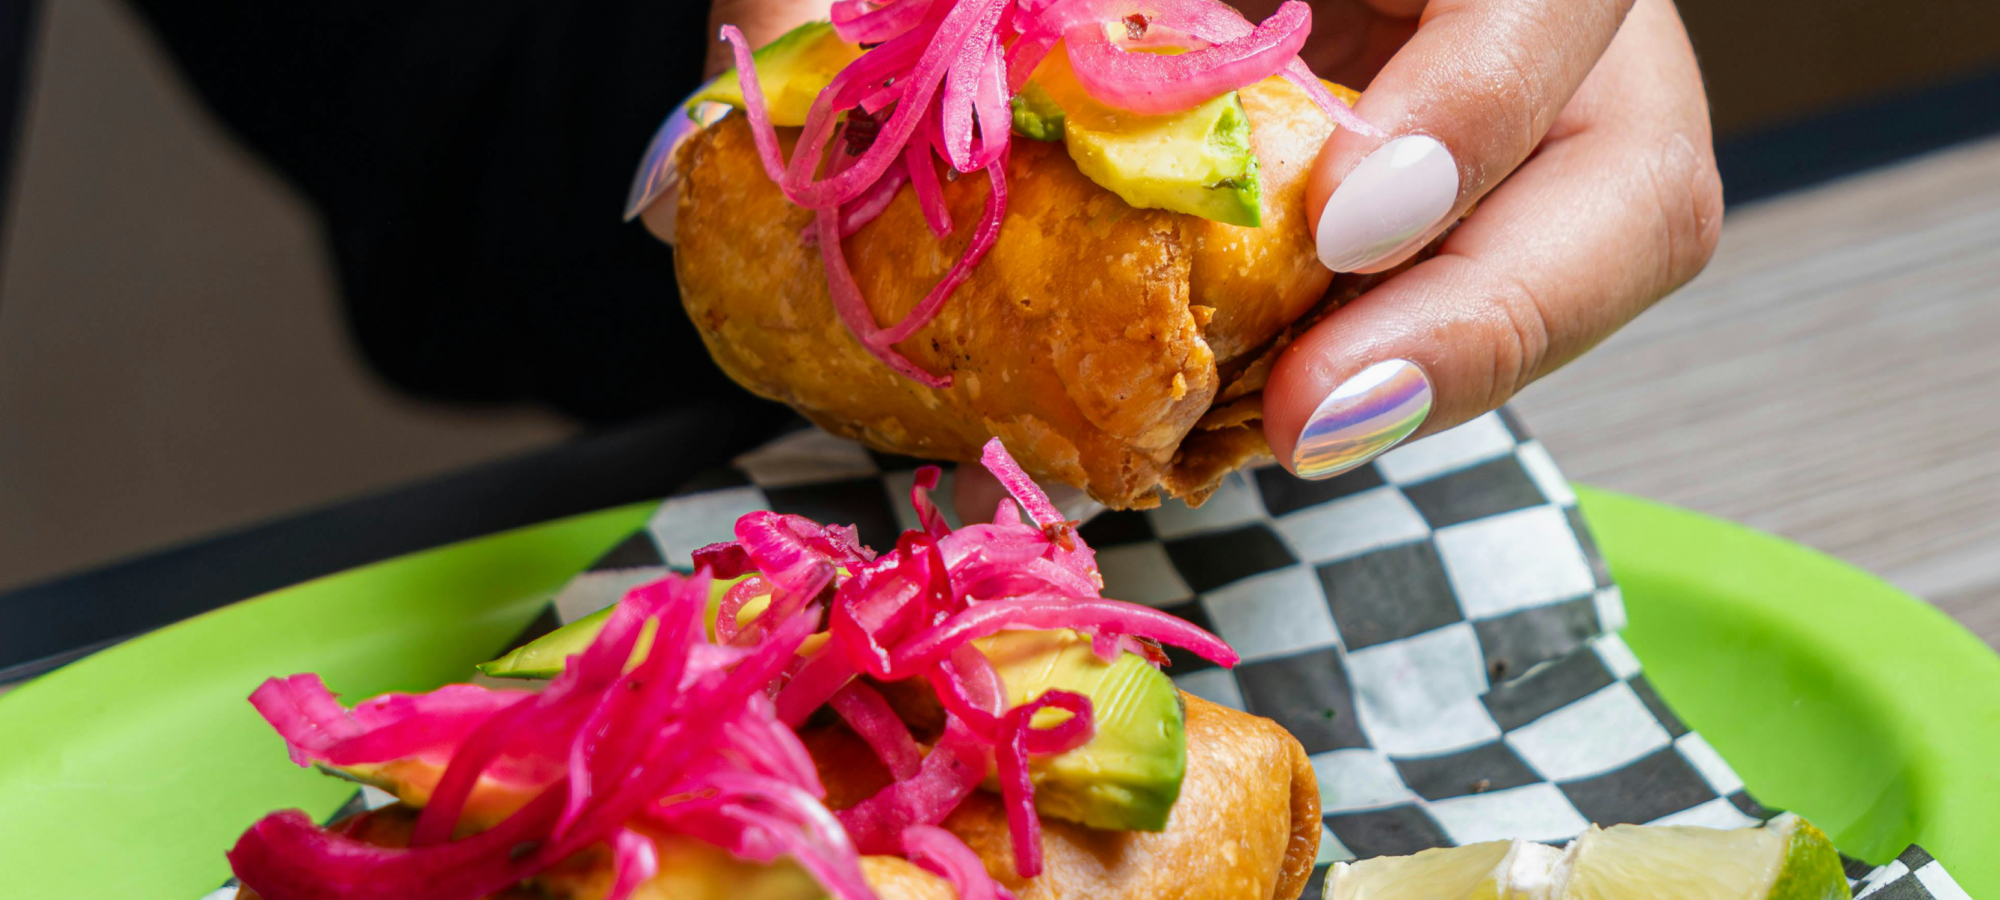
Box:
204;410;1971;900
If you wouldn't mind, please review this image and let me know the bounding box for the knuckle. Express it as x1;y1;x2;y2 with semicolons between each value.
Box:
1477;263;1554;407
1648;132;1725;289
1435;0;1629;187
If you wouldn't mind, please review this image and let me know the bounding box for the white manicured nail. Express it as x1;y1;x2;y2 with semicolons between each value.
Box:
1315;135;1459;273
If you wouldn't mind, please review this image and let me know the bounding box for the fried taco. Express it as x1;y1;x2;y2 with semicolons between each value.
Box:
635;0;1392;509
227;441;1320;900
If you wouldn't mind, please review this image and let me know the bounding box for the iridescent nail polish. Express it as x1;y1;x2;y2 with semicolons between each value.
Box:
622;85;732;227
1292;359;1433;479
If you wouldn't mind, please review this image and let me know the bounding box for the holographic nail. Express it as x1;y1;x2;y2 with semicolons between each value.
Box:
622;83;731;227
1292;359;1432;479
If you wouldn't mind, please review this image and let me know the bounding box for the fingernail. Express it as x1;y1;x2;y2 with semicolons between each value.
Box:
1292;359;1433;479
622;86;726;225
1315;135;1459;272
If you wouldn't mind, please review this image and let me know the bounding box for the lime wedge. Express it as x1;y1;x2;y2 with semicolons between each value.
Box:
1321;815;1848;900
1563;814;1848;900
1324;839;1563;900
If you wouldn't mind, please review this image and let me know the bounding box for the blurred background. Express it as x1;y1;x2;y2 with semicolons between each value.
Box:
2;0;1998;638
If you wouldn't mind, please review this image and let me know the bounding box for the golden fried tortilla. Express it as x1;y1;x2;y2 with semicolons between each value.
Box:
247;804;956;900
264;695;1317;900
670;80;1363;508
806;692;1323;900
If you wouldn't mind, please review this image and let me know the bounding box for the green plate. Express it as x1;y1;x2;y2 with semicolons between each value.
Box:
0;490;1994;899
1579;486;2000;894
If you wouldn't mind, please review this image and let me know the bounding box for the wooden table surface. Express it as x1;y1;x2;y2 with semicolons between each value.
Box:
1515;134;2000;649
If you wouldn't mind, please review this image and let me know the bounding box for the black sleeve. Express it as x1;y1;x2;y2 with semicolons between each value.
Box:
121;0;757;424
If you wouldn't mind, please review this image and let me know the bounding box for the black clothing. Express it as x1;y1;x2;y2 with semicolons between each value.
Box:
122;0;740;424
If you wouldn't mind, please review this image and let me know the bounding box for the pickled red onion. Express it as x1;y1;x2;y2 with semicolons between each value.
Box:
905;140;955;237
977;437;1065;528
994;700;1041;877
830;681;926;779
692;540;755;578
716;574;775;643
835;718;992;852
869;154;1009;347
888;594;1239;677
910;465;952;538
231;574;880;900
233;441;1239;900
1062;0;1310;115
832;0;936;44
607;829;660;900
902;825;999;900
838;160;912;237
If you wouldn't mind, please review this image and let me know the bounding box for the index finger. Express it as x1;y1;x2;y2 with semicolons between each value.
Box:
1307;0;1634;273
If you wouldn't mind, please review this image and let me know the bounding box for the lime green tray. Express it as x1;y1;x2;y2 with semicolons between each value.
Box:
0;490;1994;900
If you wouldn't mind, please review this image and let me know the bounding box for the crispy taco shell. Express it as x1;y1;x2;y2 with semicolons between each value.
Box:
669;79;1375;508
804;692;1322;900
264;694;1318;900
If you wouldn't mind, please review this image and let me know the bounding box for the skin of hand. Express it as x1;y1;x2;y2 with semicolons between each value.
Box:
1264;0;1723;479
696;0;1723;505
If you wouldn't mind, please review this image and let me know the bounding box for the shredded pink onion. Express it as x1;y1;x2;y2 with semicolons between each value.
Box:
910;465;952;538
248;677;531;771
977;438;1065;528
904;140;955;237
775;643;862;725
833;0;937;44
836;719;992;852
716;574;775;643
719;25;793;186
830;681;926;779
233;442;1239;900
815;205;956;388
229;572;875;900
903;825;999;900
838;160;912;237
1063;0;1310;115
995;702;1043;877
606;829;660;900
870;154;1008;346
888;595;1239;677
692;541;755;578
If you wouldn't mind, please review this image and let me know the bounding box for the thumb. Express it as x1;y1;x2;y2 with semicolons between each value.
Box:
1305;0;1633;274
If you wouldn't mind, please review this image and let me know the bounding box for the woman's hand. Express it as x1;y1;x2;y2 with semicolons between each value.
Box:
692;0;1722;504
1263;0;1723;478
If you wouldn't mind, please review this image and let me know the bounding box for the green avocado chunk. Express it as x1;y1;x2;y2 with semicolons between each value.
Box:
1023;43;1262;227
978;629;1187;832
478;574;753;679
478;587;1190;832
1009;81;1067;142
690;20;863;128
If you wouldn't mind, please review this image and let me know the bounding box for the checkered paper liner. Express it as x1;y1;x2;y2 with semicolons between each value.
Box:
202;410;1970;900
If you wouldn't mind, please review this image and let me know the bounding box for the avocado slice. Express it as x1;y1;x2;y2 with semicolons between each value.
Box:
479;592;1189;833
1026;43;1262;227
690;20;864;127
1009;80;1067;142
977;629;1186;832
478;574;754;679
